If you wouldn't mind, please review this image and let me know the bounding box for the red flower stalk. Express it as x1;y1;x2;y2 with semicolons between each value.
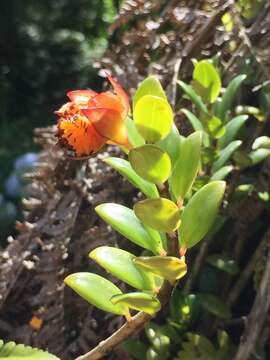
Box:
56;74;130;157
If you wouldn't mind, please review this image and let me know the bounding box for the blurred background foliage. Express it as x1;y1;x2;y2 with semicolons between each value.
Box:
0;0;120;240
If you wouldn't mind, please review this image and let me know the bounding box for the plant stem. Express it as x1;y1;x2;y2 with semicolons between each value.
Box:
74;312;151;360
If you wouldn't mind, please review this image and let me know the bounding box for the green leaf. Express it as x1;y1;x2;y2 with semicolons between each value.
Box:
171;131;202;200
134;256;187;284
134;95;174;142
218;74;247;120
206;254;239;275
212;140;242;172
249;148;270;165
0;340;59;360
181;109;204;132
95;203;164;254
170;290;199;325
178;80;208;113
252;136;270;150
176;333;216;360
157;124;182;168
133;76;167;108
129;145;171;184
134;198;181;232
193;60;221;103
122;339;147;360
104;157;159;199
179;181;225;248
90;246;157;291
207;116;226;139
111;292;161;315
218;115;248;148
197;293;232;319
64;273;129;316
210;165;233;181
126;117;145;147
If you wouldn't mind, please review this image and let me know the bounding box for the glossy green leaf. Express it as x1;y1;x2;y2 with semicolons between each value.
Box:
210;165;233;181
95;203;164;254
193;60;221;103
171;131;202;200
134;95;174;142
134;256;187;283
90;246;156;291
133;76;167;108
252;136;270;150
0;340;59;360
181;109;204;132
111;292;161;315
157;124;182;168
64;273;129;316
207;116;226;139
218;115;248;148
249;148;270;165
206;254;239;275
197;293;232;319
179;181;226;248
126;117;145;147
129;145;171;184
218;74;247;120
134;198;181;232
212;140;242;172
181;109;209;146
104;157;159;199
178;80;208;113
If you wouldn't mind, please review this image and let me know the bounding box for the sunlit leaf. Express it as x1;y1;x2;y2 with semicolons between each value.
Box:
218;115;248;148
111;292;161;315
179;181;226;248
134;198;181;232
212;140;242;172
64;273;129;316
206;254;239;275
197;293;232;319
95;203;164;254
249;148;270;165
133;76;167;108
0;340;59;360
207;116;226;139
193;60;221;103
218;74;246;120
171;131;202;200
178;80;208;113
134;95;174;142
129;145;171;184
90;246;157;291
134;256;187;284
252;136;270;150
210;165;233;181
104;157;159;199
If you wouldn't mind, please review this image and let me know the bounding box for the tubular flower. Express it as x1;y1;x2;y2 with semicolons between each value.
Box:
56;74;130;157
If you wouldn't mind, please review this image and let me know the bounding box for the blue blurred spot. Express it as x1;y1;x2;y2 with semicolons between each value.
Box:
4;174;22;198
14;152;38;171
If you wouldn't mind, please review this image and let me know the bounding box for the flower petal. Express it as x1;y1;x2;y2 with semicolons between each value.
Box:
90;92;124;114
67;90;97;103
82;107;128;146
107;74;130;118
58;115;106;157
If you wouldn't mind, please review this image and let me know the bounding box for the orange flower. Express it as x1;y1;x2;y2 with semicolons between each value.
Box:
56;74;130;157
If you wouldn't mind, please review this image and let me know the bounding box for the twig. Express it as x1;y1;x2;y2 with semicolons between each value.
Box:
233;248;270;360
228;227;270;305
74;312;151;360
